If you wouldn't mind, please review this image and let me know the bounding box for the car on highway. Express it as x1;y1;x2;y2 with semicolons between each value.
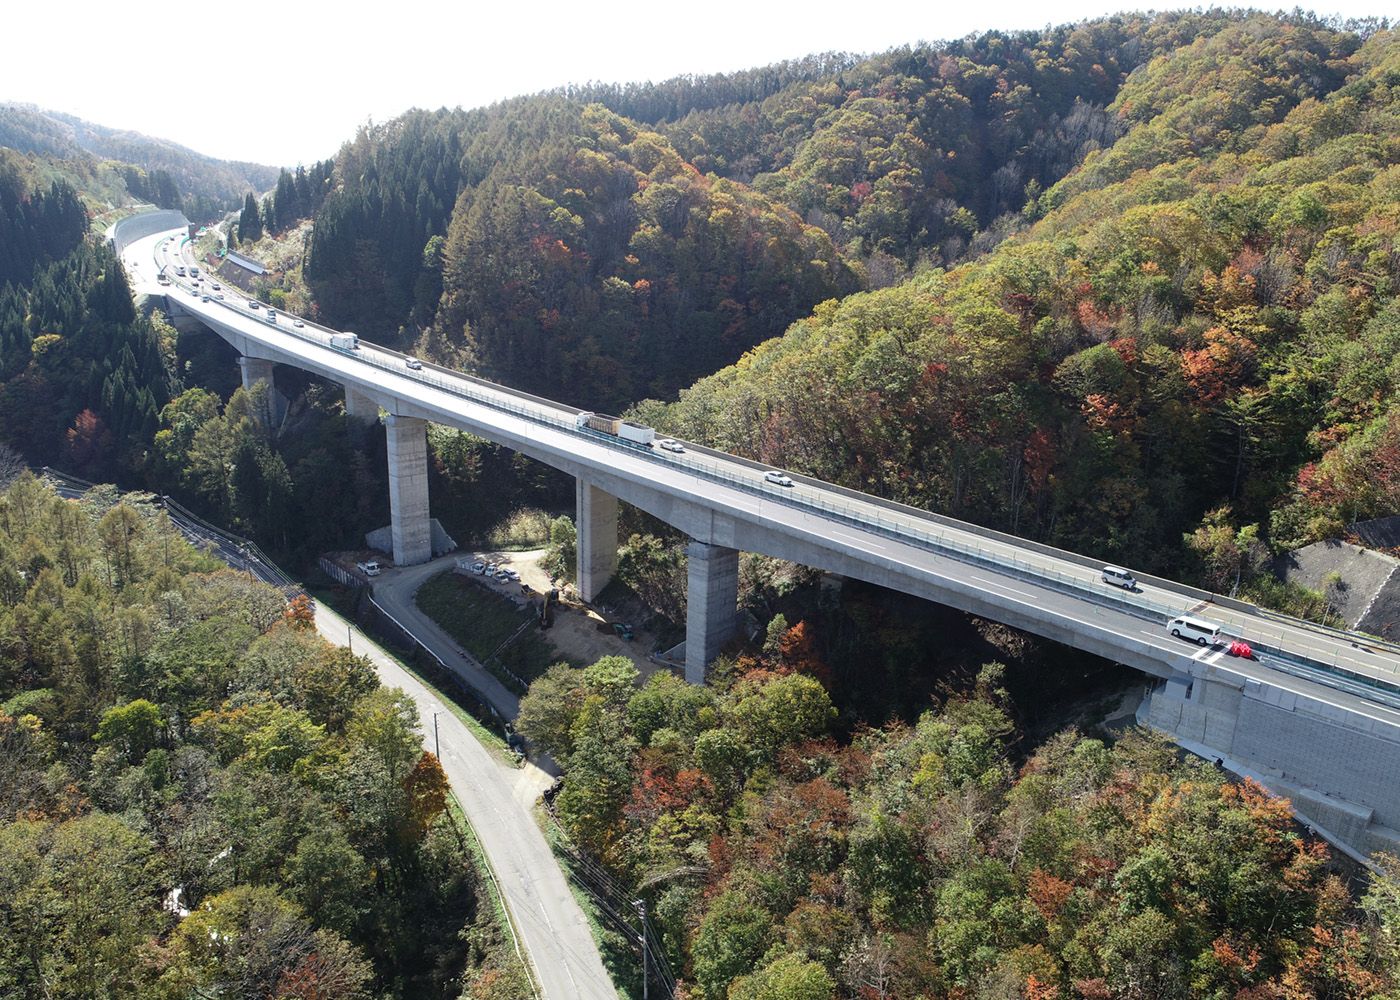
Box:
764;470;795;487
405;357;423;370
293;319;304;328
1101;566;1136;589
215;293;225;300
658;438;685;453
248;300;260;310
1167;615;1222;646
211;282;221;290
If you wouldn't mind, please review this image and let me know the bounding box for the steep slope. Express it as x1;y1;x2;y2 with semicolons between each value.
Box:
0;103;278;217
639;17;1397;581
306;103;856;409
302;11;1324;412
664;11;1248;264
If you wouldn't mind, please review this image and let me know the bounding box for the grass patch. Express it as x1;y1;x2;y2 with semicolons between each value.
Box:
415;572;565;693
484;508;554;550
1243;575;1346;627
450;795;538;1000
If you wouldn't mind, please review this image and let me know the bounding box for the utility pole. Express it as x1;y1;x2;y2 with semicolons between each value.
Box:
433;711;441;759
634;897;648;1000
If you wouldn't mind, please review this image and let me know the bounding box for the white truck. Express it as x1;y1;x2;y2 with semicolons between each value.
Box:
355;559;381;577
574;412;655;446
329;332;359;351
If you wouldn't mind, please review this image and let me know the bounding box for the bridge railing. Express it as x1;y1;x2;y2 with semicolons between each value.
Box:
167;276;1400;699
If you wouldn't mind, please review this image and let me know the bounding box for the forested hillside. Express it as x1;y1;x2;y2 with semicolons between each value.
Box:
633;16;1400;590
307;12;1281;409
298;14;1398;581
0;475;516;998
521;653;1400;999
0;103;279;219
0;229;171;476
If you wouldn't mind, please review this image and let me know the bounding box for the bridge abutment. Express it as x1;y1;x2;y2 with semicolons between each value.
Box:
1139;666;1400;860
576;480;619;603
686;540;739;684
385;414;432;566
238;356;287;426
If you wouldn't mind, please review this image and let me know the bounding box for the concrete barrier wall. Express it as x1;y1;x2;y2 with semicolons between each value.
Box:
111;209;190;254
1233;695;1400;824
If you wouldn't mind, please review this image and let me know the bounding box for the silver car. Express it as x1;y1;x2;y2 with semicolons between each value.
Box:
764;470;795;487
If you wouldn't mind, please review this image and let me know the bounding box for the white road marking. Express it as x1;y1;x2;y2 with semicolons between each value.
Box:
969;575;1042;601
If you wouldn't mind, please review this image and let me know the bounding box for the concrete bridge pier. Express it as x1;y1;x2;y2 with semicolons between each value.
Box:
686;541;740;684
576;480;619;602
344;383;380;425
385;414;432;566
238;356;287;426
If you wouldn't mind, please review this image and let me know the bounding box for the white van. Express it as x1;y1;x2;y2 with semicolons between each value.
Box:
1101;566;1136;589
1167;615;1222;646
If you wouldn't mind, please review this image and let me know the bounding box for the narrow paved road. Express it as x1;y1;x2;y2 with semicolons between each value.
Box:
314;603;617;1000
370;556;527;719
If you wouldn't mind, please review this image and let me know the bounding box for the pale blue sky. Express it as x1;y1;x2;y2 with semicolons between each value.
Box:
6;0;1392;168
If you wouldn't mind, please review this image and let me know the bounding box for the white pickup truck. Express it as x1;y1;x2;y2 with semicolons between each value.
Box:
355;560;381;577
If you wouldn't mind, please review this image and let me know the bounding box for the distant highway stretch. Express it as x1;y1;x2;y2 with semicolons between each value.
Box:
125;226;1400;721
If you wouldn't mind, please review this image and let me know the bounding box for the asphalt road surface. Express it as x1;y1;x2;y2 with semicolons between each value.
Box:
315;605;617;1000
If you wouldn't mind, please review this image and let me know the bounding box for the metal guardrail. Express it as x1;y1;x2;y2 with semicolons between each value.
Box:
160;246;1400;703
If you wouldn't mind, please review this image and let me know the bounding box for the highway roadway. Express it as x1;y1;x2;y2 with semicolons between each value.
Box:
122;226;1400;714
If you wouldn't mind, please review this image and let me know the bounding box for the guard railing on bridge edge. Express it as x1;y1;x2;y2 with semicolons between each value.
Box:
167;274;1400;702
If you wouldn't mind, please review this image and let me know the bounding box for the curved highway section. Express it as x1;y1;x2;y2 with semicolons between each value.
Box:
123;219;1400;860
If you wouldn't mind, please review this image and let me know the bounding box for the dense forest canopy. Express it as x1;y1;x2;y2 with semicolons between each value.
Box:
629;14;1400;586
0;237;170;471
519;652;1400;999
0;475;517;998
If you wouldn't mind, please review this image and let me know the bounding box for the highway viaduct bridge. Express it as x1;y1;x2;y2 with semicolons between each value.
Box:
116;212;1400;860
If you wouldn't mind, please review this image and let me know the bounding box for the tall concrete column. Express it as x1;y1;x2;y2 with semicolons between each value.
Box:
344;383;380;425
576;479;619;602
238;356;286;426
685;541;739;684
385;414;432;566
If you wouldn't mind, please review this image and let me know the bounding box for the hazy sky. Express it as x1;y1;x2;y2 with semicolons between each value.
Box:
5;0;1392;168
